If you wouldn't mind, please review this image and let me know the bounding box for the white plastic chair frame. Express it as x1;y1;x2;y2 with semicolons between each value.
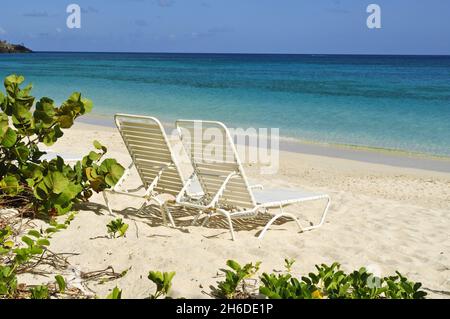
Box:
102;114;185;227
175;120;331;241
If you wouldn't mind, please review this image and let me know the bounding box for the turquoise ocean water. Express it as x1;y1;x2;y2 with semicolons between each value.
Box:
0;52;449;157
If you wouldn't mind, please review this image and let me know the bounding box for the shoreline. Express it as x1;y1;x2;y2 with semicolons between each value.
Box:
79;114;450;174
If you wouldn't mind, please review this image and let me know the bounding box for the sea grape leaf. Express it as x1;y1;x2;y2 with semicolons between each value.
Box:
81;98;93;113
21;236;34;247
1;128;17;147
42;125;63;146
99;159;125;187
55;275;66;293
43;171;70;194
28;230;41;238
0;175;21;195
58;115;74;128
93;140;107;152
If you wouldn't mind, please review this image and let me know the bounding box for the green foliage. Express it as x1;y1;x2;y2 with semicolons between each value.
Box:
0;226;17;297
284;258;295;273
0;214;75;298
29;285;49;299
148;271;176;299
383;272;427;299
216;260;261;299
106;287;122;299
0;226;14;255
13;232;50;265
0;74;124;218
0;266;17;297
260;273;320;299
259;261;427;299
55;275;66;293
106;218;129;238
307;262;353;298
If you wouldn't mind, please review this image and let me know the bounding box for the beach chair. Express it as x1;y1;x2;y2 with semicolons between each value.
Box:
102;114;185;226
175;120;331;240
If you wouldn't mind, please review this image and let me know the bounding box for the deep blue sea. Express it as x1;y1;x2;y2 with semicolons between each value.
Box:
1;52;449;157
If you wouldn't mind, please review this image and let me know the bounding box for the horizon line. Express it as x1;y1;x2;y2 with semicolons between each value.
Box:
28;50;450;57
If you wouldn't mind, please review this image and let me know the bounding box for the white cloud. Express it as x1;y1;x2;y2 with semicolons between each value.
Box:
0;27;6;35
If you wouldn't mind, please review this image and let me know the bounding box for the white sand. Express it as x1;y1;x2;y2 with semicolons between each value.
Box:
19;122;450;298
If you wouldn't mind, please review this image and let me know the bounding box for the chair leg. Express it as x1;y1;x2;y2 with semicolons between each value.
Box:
102;191;114;216
225;213;236;241
217;210;236;241
191;211;204;226
257;205;303;240
161;200;176;228
136;201;148;215
201;213;212;227
301;196;331;232
151;197;169;226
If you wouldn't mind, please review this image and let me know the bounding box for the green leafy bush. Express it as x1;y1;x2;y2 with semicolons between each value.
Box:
55;275;66;293
106;218;129;238
259;261;427;299
383;272;427;299
0;266;17;297
29;285;49;299
260;273;320;299
0;214;74;298
106;287;122;299
148;270;176;299
216;260;260;299
0;74;124;218
284;258;295;273
0;226;14;254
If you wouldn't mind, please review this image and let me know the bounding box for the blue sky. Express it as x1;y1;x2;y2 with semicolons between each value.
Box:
1;0;449;54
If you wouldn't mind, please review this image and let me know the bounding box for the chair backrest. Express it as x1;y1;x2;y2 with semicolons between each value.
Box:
176;120;256;209
115;114;184;196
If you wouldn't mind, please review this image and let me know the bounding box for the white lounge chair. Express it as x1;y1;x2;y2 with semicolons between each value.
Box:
102;114;185;226
175;120;331;240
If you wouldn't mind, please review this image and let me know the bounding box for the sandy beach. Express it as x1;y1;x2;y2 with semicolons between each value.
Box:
17;121;450;299
2;0;450;305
